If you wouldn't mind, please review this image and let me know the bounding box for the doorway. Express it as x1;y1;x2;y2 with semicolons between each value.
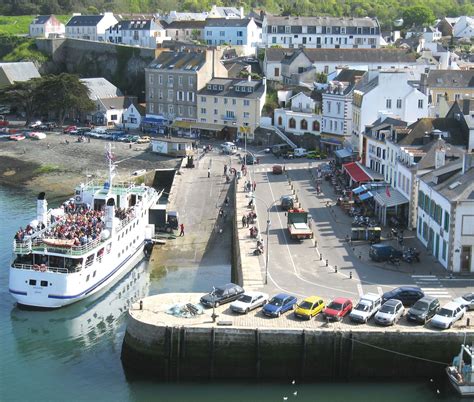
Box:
460;246;472;273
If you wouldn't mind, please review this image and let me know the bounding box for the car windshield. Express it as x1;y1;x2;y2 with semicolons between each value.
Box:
437;308;453;317
299;301;313;309
239;295;252;303
412;301;428;311
380;305;395;314
214;289;225;297
270;297;284;306
354;303;369;312
328;302;343;310
463;294;474;301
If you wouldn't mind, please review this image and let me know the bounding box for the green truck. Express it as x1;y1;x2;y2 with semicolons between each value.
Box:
287;209;313;240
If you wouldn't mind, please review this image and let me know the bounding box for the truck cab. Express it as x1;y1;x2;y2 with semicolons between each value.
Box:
287;209;313;240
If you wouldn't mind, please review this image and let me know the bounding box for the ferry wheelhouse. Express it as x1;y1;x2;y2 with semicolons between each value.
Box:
9;145;160;309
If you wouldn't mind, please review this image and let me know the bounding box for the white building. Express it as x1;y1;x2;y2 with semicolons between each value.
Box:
352;70;429;153
274;90;321;137
107;19;168;47
262;15;382;49
122;103;145;129
320;69;365;154
65;13;118;42
453;16;474;39
204;18;261;56
29;15;65;38
417;155;474;273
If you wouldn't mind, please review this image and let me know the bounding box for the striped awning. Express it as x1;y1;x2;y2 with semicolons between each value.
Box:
374;188;409;208
359;191;374;201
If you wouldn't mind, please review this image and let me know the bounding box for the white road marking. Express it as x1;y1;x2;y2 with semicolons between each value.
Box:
357;284;364;296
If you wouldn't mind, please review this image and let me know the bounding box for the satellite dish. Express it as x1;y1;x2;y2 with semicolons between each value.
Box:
394;18;404;27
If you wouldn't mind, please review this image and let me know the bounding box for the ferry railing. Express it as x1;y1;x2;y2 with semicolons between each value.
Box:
15;236;104;256
11;263;79;274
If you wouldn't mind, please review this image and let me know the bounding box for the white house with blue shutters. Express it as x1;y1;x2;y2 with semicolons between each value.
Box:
204;18;261;55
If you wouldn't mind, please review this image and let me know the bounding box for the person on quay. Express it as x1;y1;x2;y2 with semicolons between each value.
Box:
179;223;185;236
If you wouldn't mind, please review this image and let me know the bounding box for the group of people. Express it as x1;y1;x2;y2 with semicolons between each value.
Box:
44;208;105;246
14;222;45;242
243;180;256;193
115;207;134;221
241;211;257;228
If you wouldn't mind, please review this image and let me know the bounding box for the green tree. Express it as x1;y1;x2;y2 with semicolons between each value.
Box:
402;5;435;28
191;29;201;41
34;74;95;126
315;72;327;84
0;79;41;125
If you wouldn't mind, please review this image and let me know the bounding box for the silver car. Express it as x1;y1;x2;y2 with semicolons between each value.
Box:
454;292;474;311
374;299;404;326
431;301;465;329
230;291;268;314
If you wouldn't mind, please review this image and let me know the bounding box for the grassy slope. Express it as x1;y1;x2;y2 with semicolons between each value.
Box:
0;15;70;35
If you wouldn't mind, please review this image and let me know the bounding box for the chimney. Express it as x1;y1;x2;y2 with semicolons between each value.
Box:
37;192;48;227
248;74;251;82
434;140;446;169
422;131;431;145
240;7;244;19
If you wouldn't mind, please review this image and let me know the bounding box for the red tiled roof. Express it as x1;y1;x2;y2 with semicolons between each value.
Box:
343;162;370;183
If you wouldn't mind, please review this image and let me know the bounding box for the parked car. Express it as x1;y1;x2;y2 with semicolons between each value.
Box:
280;195;294;211
200;283;244;308
244;154;255;165
272;165;283;175
294;296;325;320
230;291;268;314
63;125;77;133
262;293;298;318
454;292;474;311
322;297;353;321
374;299;404;326
406;296;440;324
431;301;465;329
29;120;42;129
369;244;403;262
349;293;382;323
293;148;308;158
137;136;151;143
39;122;57;130
381;286;424;307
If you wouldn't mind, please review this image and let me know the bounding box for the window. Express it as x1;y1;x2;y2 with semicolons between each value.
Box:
188;77;194;86
442;240;447;260
188;106;193;116
178;106;183;115
159;89;163;99
327;101;331;113
168;75;174;85
168;104;174;114
444;211;449;232
277;116;283;126
110;114;117;121
274;67;280;77
418;217;422;235
243;100;250;106
289;118;296;128
201;96;206;102
243;112;250;118
224;98;228;105
232;99;236;105
285;26;290;33
178;76;183;86
396;99;402;109
158;74;163;84
337;102;341;114
168;89;173;100
149;74;154;84
220;31;225;37
214;109;218;115
418;99;424;109
41;280;48;287
237;31;243;37
225;110;235;119
386;99;392;108
312;121;320;131
214;97;218;104
29;279;37;286
201;108;206;114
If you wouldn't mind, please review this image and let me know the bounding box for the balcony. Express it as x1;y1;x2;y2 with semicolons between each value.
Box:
222;115;237;122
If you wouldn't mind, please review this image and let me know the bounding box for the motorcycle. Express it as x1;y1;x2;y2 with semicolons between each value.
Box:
388;254;401;266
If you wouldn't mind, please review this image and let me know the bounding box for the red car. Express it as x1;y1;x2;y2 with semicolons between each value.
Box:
322;297;353;321
63;125;77;133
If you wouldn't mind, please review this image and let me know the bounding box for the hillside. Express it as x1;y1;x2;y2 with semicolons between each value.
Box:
0;0;473;30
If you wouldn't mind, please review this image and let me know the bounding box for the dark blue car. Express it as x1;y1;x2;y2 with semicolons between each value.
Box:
262;293;298;317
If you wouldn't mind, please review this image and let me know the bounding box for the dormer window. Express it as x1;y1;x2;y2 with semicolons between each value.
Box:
207;84;212;90
213;85;217;90
219;85;223;90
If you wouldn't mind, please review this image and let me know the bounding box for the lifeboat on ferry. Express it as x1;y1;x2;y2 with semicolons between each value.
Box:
9;134;26;141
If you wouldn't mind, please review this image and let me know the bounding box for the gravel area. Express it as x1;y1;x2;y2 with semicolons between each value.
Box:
0;131;180;200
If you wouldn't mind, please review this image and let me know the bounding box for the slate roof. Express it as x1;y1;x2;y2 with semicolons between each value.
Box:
399;117;468;147
265;48;416;64
66;15;104;27
205;18;252;28
80;78;123;100
212;7;241;17
148;51;207;71
198;78;265;99
100;96;134;110
162;20;206;29
0;62;40;85
31;15;53;25
265;15;378;28
415;139;464;170
111;19;157;30
426;70;474;88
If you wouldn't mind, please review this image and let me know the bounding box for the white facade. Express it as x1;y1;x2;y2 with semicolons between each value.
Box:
107;19;168;47
66;13;118;42
262;16;382;49
204;18;261;55
274;92;321;136
321;84;353;138
29;15;65;38
122;104;143;129
352;70;429;152
452;201;474;273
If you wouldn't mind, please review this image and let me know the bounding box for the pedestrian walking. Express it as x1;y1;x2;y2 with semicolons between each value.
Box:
246;181;252;192
224;196;229;207
224;164;228;176
242;215;247;228
207;168;211;178
179;223;185;236
252;180;256;192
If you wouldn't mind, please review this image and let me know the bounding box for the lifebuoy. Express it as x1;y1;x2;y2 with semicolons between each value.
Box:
75;195;81;202
33;264;40;271
40;264;47;272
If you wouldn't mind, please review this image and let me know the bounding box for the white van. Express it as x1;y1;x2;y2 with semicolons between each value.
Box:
293;148;308;157
221;142;237;154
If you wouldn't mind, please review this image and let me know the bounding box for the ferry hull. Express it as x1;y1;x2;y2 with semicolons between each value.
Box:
9;242;146;309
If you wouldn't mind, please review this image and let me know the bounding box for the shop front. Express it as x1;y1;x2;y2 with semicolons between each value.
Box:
320;133;345;156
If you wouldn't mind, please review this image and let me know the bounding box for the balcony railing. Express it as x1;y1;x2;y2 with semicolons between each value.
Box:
222;115;237;121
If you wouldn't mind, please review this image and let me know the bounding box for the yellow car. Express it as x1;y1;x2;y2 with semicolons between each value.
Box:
294;296;325;319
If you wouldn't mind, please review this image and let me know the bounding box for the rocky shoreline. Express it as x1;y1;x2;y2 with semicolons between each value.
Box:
0;132;180;200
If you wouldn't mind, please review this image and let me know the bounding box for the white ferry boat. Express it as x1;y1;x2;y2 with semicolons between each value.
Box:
9;144;160;309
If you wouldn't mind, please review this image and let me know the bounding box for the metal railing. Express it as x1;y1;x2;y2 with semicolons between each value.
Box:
11;263;75;274
13;236;104;256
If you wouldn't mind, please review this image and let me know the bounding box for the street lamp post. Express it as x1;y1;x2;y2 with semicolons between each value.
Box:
247;195;279;285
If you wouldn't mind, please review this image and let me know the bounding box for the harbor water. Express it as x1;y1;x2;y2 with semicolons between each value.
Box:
0;186;466;402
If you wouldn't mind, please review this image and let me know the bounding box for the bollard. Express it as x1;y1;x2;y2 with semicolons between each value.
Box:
334;265;337;273
320;254;323;261
314;240;317;248
358;254;361;260
325;259;328;267
139;300;143;310
467;318;471;327
352;247;355;252
349;272;352;279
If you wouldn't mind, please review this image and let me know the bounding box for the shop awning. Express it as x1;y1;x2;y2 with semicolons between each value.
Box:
335;148;352;158
352;185;368;194
374;188;409;208
343;162;371;183
359;191;374;201
191;122;226;131
143;116;165;124
171;121;193;129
